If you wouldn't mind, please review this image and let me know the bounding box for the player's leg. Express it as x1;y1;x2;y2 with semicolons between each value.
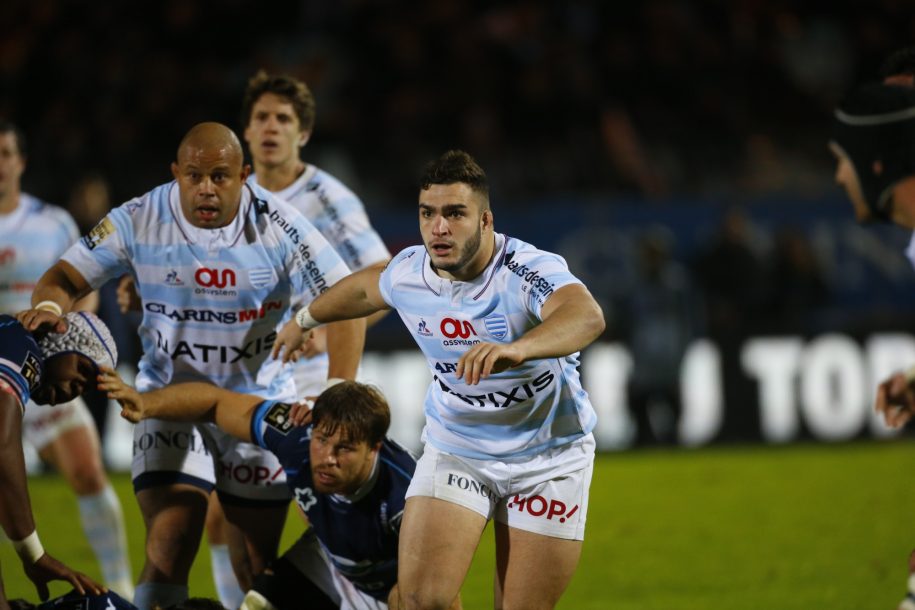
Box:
205;493;245;609
219;501;287;592
397;496;485;610
492;434;595;610
200;424;291;593
134;484;209;608
28;398;134;598
131;418;215;610
492;524;582;610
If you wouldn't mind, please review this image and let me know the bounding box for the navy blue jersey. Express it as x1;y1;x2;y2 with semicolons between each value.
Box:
0;314;43;408
37;589;137;609
251;400;416;601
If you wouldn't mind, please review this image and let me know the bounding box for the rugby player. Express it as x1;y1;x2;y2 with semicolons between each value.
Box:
274;150;605;609
18;123;365;609
0;120;133;597
0;312;117;608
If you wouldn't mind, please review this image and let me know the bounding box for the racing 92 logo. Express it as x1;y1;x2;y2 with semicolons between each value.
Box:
440;318;477;339
195;268;236;288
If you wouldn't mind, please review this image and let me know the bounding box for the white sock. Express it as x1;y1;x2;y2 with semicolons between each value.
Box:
77;484;134;600
211;543;245;610
134;583;187;610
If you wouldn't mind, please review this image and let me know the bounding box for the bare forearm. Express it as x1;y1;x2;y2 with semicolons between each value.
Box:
141;383;221;422
514;292;605;362
311;266;387;323
325;318;366;380
0;400;36;540
31;261;92;312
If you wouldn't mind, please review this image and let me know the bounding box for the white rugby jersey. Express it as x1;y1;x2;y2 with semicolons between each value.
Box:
378;233;597;460
250;166;389;395
0;194;79;314
62;181;351;400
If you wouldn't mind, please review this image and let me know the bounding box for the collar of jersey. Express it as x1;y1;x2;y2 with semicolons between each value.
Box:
168;181;250;246
421;232;508;301
251;164;317;202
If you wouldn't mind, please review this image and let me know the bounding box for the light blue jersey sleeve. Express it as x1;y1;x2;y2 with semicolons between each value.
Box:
502;245;583;320
62;199;141;288
378;246;424;309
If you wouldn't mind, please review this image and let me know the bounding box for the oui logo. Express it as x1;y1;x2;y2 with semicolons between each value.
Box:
195;267;236;288
440;318;477;339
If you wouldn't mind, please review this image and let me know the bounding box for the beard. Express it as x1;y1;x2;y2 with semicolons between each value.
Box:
434;225;482;273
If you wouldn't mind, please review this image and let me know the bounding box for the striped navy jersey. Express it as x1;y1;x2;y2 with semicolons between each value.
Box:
378;233;598;460
0;194;79;315
251;400;415;601
0;315;43;409
61;181;351;399
250;166;389;392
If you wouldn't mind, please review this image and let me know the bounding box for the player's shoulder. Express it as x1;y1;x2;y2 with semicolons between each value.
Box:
306;164;360;200
21;193;77;229
381;437;418;477
250;183;313;229
386;245;425;273
0;314;43;403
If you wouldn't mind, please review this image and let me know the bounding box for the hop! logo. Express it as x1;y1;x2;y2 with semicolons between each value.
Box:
508;494;579;524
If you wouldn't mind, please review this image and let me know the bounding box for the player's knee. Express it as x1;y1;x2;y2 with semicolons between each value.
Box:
69;461;107;495
144;524;201;576
400;588;457;610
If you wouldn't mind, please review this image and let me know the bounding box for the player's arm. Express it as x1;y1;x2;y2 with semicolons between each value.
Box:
456;283;605;385
100;370;261;442
17;260;93;333
0;394;37;542
0;393;103;599
272;263;389;363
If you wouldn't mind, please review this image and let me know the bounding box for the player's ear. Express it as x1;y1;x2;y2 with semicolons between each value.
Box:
171;162;180;181
298;130;311;148
241;164;252;181
481;209;493;230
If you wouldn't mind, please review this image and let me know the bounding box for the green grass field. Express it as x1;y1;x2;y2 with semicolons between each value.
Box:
2;440;913;609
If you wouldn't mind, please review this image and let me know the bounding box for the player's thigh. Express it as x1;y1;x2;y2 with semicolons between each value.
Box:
493;523;582;610
398;496;486;609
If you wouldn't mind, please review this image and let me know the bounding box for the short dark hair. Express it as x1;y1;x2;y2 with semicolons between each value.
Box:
419;150;489;200
0;119;26;157
881;46;915;79
312;381;390;447
241;71;316;133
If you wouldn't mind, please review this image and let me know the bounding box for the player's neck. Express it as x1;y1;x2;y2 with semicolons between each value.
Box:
0;187;21;215
438;232;497;282
256;160;307;193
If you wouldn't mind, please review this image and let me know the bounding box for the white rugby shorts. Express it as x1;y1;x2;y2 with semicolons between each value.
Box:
22;396;95;452
407;434;595;540
131;418;291;505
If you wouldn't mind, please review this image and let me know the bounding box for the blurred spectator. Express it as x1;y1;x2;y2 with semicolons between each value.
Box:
765;226;829;332
617;227;696;445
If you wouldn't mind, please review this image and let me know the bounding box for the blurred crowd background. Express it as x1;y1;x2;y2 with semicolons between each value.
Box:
5;0;915;448
3;0;913;207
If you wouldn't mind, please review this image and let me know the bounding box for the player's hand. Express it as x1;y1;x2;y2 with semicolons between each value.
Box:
16;308;67;335
875;371;915;428
116;275;142;313
456;342;525;385
289;399;315;427
24;552;106;600
297;326;328;360
272;319;313;363
97;367;145;423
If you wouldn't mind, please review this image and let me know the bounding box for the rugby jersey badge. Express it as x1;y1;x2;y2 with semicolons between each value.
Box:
483;314;508;340
264;402;294;435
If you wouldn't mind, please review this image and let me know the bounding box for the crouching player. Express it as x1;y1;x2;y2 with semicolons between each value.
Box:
100;372;460;610
0;312;119;607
